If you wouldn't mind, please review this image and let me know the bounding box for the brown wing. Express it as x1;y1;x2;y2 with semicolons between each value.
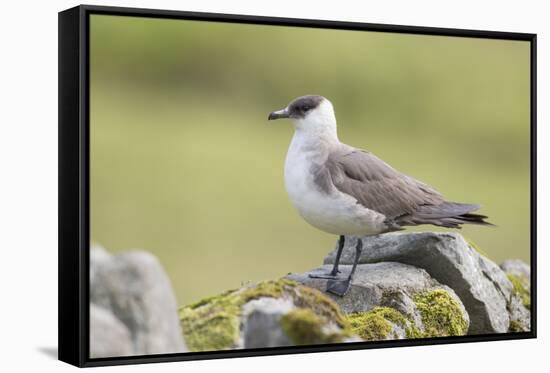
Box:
324;148;444;219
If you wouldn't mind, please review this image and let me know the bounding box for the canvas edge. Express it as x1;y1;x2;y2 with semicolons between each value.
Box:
57;4;537;368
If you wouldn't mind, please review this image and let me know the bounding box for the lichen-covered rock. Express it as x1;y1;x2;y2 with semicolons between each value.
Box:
324;232;528;334
507;293;531;332
287;262;469;341
413;289;469;337
179;279;353;351
279;307;351;345
91;232;531;355
242;298;294;348
347;307;411;340
506;273;531;309
90;246;187;357
501;260;531;284
501;259;531;332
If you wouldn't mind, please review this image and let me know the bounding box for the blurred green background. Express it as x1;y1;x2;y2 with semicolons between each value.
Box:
90;15;531;305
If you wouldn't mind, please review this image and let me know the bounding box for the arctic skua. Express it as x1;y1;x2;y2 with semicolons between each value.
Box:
268;95;491;296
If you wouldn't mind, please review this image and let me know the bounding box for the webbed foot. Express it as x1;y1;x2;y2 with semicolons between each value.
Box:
308;270;341;280
326;278;351;297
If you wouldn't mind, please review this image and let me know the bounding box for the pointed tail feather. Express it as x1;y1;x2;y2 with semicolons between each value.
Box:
398;202;493;228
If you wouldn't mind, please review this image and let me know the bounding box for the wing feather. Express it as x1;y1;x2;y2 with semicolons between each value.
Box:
326;148;444;219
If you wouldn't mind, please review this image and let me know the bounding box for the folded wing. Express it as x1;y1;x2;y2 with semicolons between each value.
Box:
321;147;491;228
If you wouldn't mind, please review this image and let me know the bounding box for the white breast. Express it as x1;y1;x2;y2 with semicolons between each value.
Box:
284;133;386;236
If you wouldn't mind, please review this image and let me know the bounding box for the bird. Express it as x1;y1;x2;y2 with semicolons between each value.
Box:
268;95;491;297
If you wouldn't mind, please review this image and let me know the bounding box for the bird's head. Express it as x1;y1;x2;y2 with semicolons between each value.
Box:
268;95;337;138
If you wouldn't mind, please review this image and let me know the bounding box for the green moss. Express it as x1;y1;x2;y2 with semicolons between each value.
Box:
239;278;297;303
345;305;428;341
179;307;240;351
186;289;236;310
280;308;344;345
414;289;468;337
507;273;531;308
346;307;407;341
179;289;242;351
377;307;407;327
405;324;423;339
292;285;349;329
344;290;469;341
508;319;527;332
179;278;349;351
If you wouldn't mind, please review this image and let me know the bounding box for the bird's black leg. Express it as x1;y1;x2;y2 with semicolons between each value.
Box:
330;235;345;276
326;238;363;297
308;235;345;279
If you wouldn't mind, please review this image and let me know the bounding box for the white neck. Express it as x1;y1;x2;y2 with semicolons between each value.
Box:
292;100;339;144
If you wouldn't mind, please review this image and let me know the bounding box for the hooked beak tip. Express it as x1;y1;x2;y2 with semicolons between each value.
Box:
268;109;289;121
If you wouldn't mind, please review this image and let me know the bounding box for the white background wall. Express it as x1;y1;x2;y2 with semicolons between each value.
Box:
0;0;547;371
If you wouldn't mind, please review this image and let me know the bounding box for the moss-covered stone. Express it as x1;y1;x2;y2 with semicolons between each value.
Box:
347;310;391;340
346;307;409;341
345;291;467;341
507;273;531;308
179;289;241;351
291;285;349;329
179;278;349;351
181;280;470;349
414;289;468;337
280;308;344;345
508;319;527;332
405;324;423;339
240;278;297;302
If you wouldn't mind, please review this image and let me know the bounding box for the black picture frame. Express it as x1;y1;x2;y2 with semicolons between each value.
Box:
58;4;537;368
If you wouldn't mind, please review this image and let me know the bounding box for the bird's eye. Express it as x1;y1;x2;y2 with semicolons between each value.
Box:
302;106;311;111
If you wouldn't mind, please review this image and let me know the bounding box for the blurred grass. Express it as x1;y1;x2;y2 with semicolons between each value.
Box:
90;15;531;305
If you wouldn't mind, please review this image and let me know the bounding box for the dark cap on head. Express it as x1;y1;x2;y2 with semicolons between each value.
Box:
268;95;325;120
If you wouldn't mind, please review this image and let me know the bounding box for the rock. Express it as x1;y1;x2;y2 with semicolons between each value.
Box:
288;262;469;340
179;279;352;351
500;259;531;332
89;304;133;358
179;232;529;348
90;231;530;355
323;232;529;334
507;294;531;332
501;259;531;291
346;307;410;340
90;246;187;357
242;298;294;348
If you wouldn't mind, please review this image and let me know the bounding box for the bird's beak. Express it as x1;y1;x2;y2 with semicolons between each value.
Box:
268;108;290;121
